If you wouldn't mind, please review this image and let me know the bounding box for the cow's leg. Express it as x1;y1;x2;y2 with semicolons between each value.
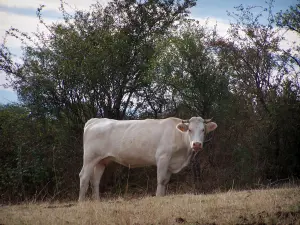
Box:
156;171;171;196
78;161;97;201
91;162;105;201
156;156;172;196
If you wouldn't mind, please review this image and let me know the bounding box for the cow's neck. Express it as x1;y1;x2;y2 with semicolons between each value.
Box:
183;136;194;166
182;132;192;153
174;132;194;172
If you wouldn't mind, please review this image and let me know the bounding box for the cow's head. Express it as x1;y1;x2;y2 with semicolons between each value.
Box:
176;117;217;151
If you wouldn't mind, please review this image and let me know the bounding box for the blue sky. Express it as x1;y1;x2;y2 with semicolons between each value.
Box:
191;0;297;19
0;0;298;104
0;89;18;104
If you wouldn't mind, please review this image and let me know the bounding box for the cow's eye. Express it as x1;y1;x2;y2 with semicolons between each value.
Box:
188;129;192;132
202;129;205;132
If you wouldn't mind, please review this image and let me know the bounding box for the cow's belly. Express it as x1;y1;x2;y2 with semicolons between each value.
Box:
110;156;155;168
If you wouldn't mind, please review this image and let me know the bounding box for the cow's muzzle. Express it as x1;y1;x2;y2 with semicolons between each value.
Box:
192;142;202;151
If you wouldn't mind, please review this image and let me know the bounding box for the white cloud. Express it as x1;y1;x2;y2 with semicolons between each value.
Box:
0;11;59;92
0;71;14;91
1;0;110;12
0;11;61;51
192;16;300;51
0;0;112;50
191;16;231;38
0;72;8;90
0;0;107;93
279;30;300;52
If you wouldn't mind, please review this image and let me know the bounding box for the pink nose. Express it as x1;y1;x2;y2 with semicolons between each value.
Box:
192;142;202;149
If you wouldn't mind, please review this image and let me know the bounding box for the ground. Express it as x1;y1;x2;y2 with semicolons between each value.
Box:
1;187;300;225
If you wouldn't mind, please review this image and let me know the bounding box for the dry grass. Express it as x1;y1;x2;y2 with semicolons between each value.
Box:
1;187;300;225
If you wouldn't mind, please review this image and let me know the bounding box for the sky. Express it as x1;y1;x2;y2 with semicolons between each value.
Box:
0;0;299;104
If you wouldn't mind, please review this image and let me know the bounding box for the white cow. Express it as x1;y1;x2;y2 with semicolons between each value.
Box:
78;116;217;201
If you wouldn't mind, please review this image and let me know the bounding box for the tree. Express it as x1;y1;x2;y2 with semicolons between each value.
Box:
276;0;300;34
276;0;300;67
1;0;196;125
222;1;289;116
219;0;300;180
152;19;230;118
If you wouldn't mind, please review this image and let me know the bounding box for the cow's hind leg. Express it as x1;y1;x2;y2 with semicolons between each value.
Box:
156;156;172;196
78;159;99;201
91;162;106;201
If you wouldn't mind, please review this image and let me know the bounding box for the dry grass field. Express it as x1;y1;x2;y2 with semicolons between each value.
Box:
1;187;300;225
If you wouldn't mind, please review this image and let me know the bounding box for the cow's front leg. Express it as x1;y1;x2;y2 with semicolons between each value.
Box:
156;156;172;196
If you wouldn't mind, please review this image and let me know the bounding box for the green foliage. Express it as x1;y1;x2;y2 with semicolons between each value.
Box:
0;103;84;202
149;20;230;118
0;104;53;200
233;145;254;183
3;0;196;122
221;0;300;181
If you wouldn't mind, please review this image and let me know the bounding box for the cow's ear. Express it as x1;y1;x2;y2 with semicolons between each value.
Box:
176;123;189;132
205;122;217;133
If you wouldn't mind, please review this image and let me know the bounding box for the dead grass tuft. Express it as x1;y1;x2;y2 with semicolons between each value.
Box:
0;187;299;225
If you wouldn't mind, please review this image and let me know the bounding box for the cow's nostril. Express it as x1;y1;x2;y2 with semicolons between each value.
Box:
193;142;202;148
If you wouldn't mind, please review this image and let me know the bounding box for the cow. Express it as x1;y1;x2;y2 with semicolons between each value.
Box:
78;116;217;201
